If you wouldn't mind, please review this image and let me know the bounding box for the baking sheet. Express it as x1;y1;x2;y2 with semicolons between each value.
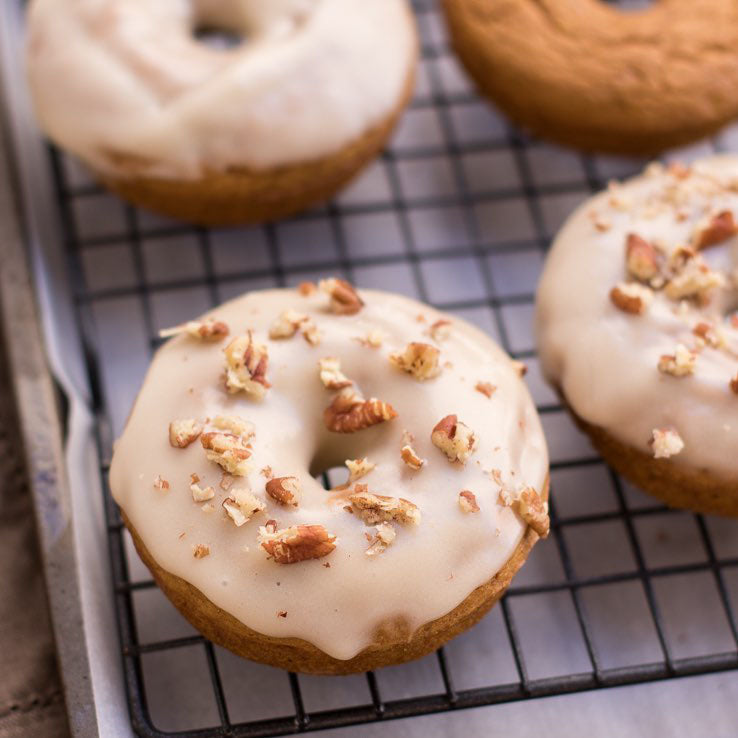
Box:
3;1;738;736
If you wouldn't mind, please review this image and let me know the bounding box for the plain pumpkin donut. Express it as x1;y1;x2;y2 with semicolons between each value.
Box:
442;0;738;155
25;0;417;225
109;281;550;673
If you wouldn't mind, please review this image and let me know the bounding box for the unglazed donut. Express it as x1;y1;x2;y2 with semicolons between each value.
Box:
537;156;738;515
442;0;738;154
110;281;550;673
26;0;417;225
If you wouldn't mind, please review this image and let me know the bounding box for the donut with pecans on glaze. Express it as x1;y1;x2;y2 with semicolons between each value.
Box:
110;280;550;673
537;155;738;515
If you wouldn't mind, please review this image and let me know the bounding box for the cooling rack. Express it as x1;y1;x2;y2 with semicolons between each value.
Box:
11;0;738;735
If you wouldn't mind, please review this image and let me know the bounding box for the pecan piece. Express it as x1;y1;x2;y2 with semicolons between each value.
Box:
365;523;396;557
389;342;441;380
428;319;452;342
201;431;251;475
345;458;376;483
319;278;364;315
400;444;425;470
323;389;397;433
298;281;317;296
610;282;653;315
266;476;301;507
475;381;497;398
259;524;336;564
650;428;684;459
159;318;229;342
657;344;696;377
349;487;421;526
693;322;722;348
625;234;661;282
431;415;477;464
512;487;549;538
458;490;480;514
223;488;265;526
169;418;203;448
269;310;320;345
664;260;725;302
190;479;215;502
193;544;210;559
153;475;170;492
212;415;254;439
511;360;528;377
318;357;353;389
730;374;738;394
693;210;738;250
224;331;270;399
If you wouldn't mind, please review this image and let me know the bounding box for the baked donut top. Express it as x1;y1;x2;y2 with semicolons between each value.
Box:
109;284;549;660
26;0;416;179
537;155;738;479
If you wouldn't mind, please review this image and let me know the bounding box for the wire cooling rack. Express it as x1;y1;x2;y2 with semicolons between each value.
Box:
41;1;738;735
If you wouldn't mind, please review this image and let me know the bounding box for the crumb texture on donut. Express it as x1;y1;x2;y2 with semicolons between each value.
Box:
442;0;738;153
109;286;549;665
536;156;738;493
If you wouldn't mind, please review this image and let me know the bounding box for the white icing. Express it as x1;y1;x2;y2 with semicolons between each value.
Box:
109;287;548;660
537;155;738;480
26;0;416;178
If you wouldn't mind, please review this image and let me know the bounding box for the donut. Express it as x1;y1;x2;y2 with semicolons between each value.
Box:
109;281;550;674
537;156;738;515
441;0;738;154
25;0;417;225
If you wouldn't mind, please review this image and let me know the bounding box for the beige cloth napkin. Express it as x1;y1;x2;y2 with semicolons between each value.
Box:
0;338;69;738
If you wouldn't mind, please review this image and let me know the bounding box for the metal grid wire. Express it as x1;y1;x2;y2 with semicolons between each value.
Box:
42;1;738;735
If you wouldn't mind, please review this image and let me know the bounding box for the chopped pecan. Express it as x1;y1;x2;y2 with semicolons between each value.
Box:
365;523;396;557
212;415;254;439
431;415;477;464
475;381;497;398
269;309;309;339
223;488;265;526
266;476;301;507
389;342;441;380
159;318;229;342
400;444;425;470
259;524;336;564
319;278;364;315
298;281;317;296
693;322;722;348
610;282;653;315
324;389;397;433
345;457;376;483
349;487;421;525
511;487;549;538
650;428;684;459
153;475;170;492
355;329;384;348
201;431;251;475
318;357;353;389
458;490;480;513
168;419;203;448
224;331;270;399
657;344;696;377
664;260;725;302
193;544;210;559
626;234;661;282
693;210;738;250
667;162;691;179
428;319;452;342
191;481;215;502
511;360;528;377
731;374;738;394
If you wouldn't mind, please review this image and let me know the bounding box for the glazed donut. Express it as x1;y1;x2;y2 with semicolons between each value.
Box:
110;281;550;674
442;0;738;154
537;156;738;515
26;0;417;225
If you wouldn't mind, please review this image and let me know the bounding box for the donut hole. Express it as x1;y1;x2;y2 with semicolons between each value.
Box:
192;24;244;50
312;464;350;491
191;2;247;50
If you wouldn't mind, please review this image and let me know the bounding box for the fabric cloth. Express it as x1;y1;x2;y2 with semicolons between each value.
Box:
0;335;69;738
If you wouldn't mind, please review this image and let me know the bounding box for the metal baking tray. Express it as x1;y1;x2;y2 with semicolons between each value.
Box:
3;1;738;736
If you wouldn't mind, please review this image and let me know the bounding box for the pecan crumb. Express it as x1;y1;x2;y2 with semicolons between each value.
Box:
355;329;384;348
159;318;229;342
458;490;480;513
266;476;301;507
400;444;425;470
269;309;320;345
168;418;203;448
626;234;661;282
261;465;274;479
730;374;738;394
318;357;353;389
259;524;336;564
213;415;254;438
365;523;396;557
693;210;738;250
657;344;696;377
693;322;721;348
431;414;477;464
475;381;497;398
220;473;234;491
201;431;252;475
664;259;725;302
324;388;397;433
223;488;265;526
349;488;421;526
428;319;452;342
277;611;288;618
193;544;210;559
298;281;317;296
346;457;376;483
319;278;364;315
191;481;215;502
224;331;270;399
610;282;653;315
153;475;170;492
650;428;684;459
511;360;527;377
510;487;549;538
389;342;441;380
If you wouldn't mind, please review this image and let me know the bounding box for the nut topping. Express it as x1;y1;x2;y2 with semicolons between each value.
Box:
223;488;265;526
201;431;252;476
431;415;477;464
475;381;497;398
345;458;376;483
349;487;421;526
657;344;696;377
389;342;441;380
428;319;452;342
160;318;229;342
610;282;653;315
400;444;425;470
458;490;480;513
319;278;364;315
269;310;321;345
193;544;210;559
266;476;301;507
153;475;169;492
511;360;528;377
169;419;203;448
365;523;396;557
626;234;661;282
650;428;684;459
324;389;397;433
693;322;722;348
318;357;353;389
191;481;215;502
213;415;255;439
664;260;725;302
259;524;336;564
298;281;317;296
730;374;738;394
511;487;549;538
692;210;738;250
224;332;270;399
